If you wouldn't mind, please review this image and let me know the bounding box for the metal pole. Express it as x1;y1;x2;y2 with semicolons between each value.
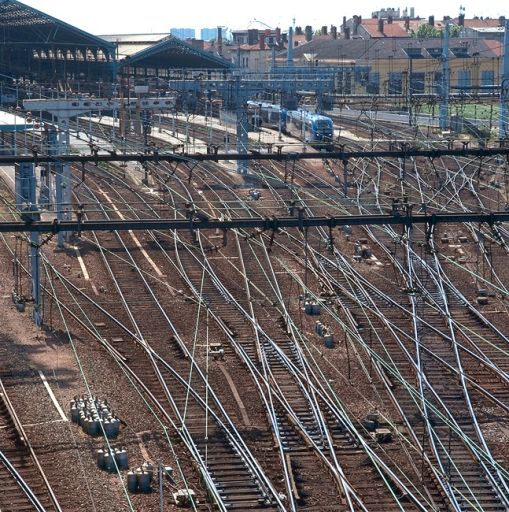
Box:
15;161;41;326
56;118;72;248
440;21;450;130
408;57;413;126
31;228;42;326
500;20;509;140
13;113;17;156
159;464;163;512
235;75;249;174
343;160;348;197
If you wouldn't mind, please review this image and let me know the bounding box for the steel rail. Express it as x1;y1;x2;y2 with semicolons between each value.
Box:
80;180;245;512
161;164;367;510
377;149;509;507
0;449;48;512
0;379;63;512
161;165;373;509
166;164;355;510
195;161;422;509
83;173;287;510
195;224;430;510
251;161;460;508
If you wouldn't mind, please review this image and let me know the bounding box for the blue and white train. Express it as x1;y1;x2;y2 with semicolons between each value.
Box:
286;109;334;145
247;101;334;147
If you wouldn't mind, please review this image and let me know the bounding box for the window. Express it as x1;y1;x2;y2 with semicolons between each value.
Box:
388;72;402;95
410;72;425;94
481;70;494;86
457;70;471;89
426;47;443;59
367;72;380;94
403;47;423;59
451;47;470;58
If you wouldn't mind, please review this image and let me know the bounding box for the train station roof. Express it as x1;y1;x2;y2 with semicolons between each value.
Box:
100;33;170;59
0;0;114;53
0;0;115;81
119;35;233;70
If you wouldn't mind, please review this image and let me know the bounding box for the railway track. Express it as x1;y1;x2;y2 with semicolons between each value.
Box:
3;105;509;510
0;379;60;512
74;170;286;510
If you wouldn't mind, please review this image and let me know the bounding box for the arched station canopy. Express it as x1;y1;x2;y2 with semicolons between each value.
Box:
119;35;233;75
0;0;116;82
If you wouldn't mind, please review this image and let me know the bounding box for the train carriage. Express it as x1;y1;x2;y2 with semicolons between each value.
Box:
286;109;334;147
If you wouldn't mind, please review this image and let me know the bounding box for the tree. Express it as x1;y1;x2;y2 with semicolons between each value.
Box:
411;24;461;38
412;24;442;38
449;25;461;37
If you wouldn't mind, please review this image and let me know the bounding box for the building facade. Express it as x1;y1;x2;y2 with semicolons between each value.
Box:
276;37;504;99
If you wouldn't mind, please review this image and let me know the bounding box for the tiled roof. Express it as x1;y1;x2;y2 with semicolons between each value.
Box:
461;18;503;28
361;19;410;38
280;37;500;63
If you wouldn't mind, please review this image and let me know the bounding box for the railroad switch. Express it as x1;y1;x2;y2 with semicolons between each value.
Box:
249;189;261;200
209;342;225;360
374;428;393;444
476;289;489;305
174;489;197;506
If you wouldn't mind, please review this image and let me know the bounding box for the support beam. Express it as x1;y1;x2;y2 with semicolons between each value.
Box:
1;211;508;234
235;75;249;174
1;146;509;166
23;97;176;117
31;228;42;327
500;20;509;140
440;21;450;131
55;119;72;248
14;162;36;210
13;163;41;325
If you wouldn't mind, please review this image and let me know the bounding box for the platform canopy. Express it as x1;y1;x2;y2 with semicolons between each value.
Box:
119;35;233;73
0;0;116;82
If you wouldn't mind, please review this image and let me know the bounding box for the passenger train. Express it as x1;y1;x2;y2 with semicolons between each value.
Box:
286;109;334;146
247;101;287;131
247;101;334;147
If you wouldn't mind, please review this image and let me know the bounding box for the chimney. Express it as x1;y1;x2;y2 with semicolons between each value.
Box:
429;15;435;26
499;16;506;27
275;27;281;43
388;15;393;24
248;29;259;45
188;39;204;50
353;15;361;35
331;25;337;39
217;26;223;56
458;14;465;26
321;25;327;35
404;16;410;31
344;27;351;39
378;18;384;33
259;35;266;49
343;16;347;31
287;26;293;66
305;25;313;41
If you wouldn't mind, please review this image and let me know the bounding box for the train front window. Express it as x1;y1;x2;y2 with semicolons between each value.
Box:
316;120;332;131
